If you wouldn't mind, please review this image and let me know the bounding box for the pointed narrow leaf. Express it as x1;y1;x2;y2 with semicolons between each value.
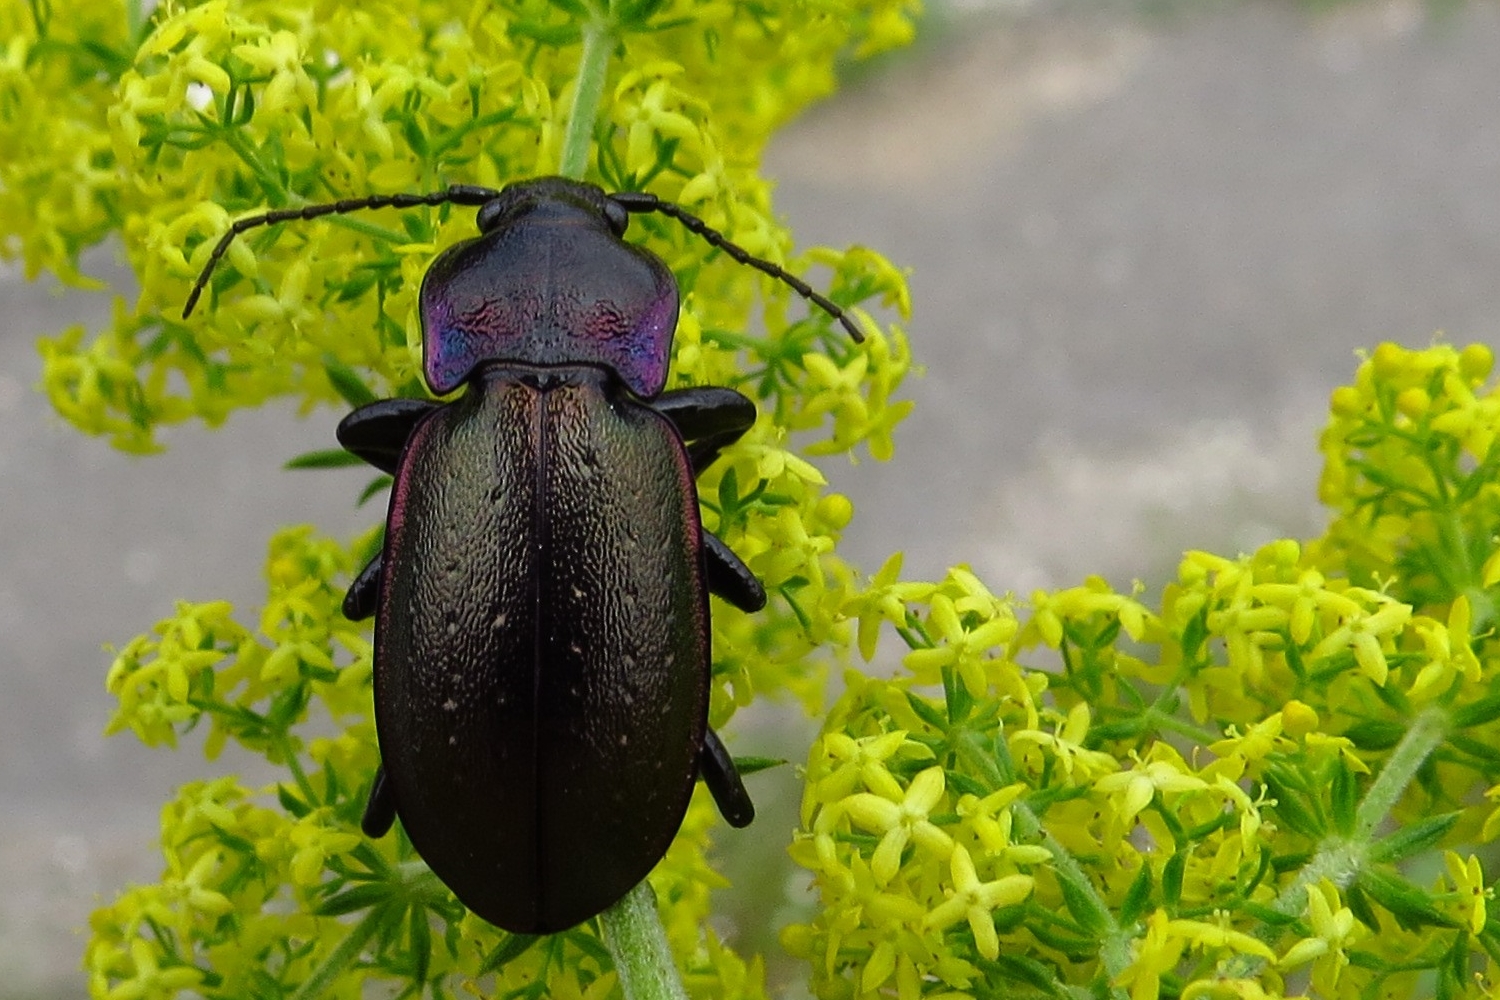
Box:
286;449;365;470
324;358;379;408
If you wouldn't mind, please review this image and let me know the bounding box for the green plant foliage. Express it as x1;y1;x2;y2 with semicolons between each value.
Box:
789;343;1500;999
10;1;1500;999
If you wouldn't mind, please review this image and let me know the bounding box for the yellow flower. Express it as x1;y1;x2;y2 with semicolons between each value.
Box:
1116;910;1186;1000
922;844;1034;960
1443;851;1491;936
904;594;1016;696
1095;750;1209;825
1278;879;1365;996
844;765;955;882
1306;591;1411;685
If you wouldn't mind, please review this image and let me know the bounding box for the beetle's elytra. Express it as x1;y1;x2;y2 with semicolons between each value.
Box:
186;176;863;933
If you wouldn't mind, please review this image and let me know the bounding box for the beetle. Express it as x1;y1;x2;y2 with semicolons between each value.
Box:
184;176;863;934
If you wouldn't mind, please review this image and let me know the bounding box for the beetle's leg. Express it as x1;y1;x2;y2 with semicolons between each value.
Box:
699;728;754;828
337;398;441;475
361;766;398;837
654;387;755;474
703;533;766;612
344;553;383;621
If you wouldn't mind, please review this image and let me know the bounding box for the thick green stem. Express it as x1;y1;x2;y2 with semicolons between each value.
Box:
561;19;682;1000
1225;706;1450;978
599;882;688;1000
559;17;613;180
1354;706;1448;838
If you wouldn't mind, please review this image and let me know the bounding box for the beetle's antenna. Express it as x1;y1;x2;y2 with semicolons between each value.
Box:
610;192;866;344
182;185;503;319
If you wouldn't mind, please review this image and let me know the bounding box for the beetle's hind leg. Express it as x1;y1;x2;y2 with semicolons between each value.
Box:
700;728;754;828
343;553;382;621
361;766;398;837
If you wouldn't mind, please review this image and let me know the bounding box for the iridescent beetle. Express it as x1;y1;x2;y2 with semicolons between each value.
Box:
185;177;863;932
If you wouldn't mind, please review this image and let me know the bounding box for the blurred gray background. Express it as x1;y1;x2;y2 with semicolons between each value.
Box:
6;0;1500;994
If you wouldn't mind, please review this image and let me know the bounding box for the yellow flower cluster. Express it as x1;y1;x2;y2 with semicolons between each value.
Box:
788;344;1500;998
10;1;923;997
9;0;916;456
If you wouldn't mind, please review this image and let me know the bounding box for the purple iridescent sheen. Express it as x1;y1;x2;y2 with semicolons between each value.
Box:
419;186;679;398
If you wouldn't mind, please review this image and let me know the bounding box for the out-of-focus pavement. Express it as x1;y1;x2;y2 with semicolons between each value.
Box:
5;1;1500;993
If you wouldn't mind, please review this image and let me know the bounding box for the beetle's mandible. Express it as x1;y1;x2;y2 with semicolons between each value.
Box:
185;176;863;933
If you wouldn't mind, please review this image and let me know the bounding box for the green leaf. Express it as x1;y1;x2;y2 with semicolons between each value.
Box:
731;755;784;776
324;357;379;409
1369;811;1460;864
1162;850;1186;907
903;691;948;731
1331;760;1358;835
479;934;540;975
1357;867;1458;931
1263;771;1324;839
1058;867;1111;937
316;882;395;916
1342;718;1406;750
277;782;311;817
285;448;364;470
987;952;1067;996
1120;862;1153;925
408;903;431;983
1451;695;1500;728
358;475;393;506
1343;882;1379;931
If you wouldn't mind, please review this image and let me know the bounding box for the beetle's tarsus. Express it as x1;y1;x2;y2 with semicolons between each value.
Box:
700;728;755;828
361;766;397;837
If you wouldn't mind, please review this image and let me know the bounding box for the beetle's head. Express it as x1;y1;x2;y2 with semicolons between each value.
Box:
475;178;630;238
419;177;678;398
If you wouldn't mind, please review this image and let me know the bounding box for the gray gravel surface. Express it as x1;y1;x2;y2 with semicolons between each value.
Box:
5;1;1500;993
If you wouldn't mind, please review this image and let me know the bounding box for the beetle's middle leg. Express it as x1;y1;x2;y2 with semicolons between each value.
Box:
336;398;442;621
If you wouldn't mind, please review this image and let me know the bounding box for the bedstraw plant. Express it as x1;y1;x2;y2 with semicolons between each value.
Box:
5;1;1500;998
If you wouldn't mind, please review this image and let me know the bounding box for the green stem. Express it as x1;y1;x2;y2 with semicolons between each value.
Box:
1353;705;1448;838
559;15;613;180
1224;706;1450;978
289;903;388;1000
599;882;688;1000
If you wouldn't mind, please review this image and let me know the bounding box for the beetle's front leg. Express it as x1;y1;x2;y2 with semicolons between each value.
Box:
338;397;441;475
656;387;768;611
337;398;441;619
699;728;754;828
654;386;755;474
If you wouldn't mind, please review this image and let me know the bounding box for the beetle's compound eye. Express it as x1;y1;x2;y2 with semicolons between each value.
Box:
603;199;630;237
476;199;507;233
